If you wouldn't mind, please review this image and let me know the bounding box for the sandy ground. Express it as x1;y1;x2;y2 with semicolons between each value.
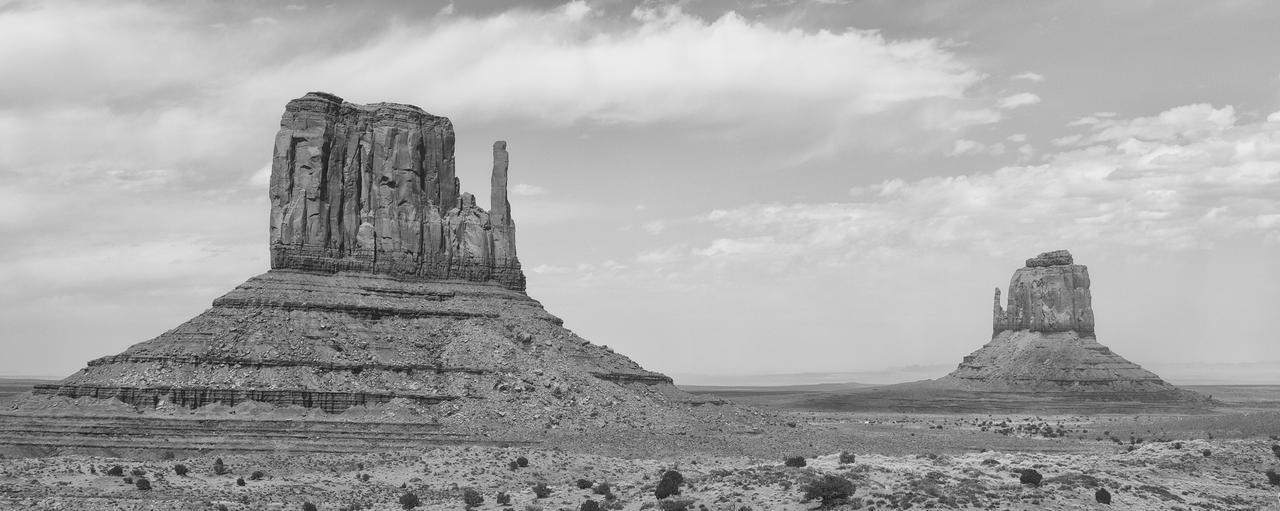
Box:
2;410;1279;511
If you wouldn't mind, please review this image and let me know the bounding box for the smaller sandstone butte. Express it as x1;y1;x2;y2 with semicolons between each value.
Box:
944;250;1189;393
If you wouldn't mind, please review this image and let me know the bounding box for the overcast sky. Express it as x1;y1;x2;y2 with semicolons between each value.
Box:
1;0;1277;384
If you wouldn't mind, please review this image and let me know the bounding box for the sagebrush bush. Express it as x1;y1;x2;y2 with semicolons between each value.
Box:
135;478;152;490
783;456;806;468
302;502;318;511
213;458;229;475
174;464;189;476
593;481;612;496
577;478;594;489
532;482;552;498
399;491;421;509
1019;468;1043;486
516;456;530;467
131;468;146;476
579;499;601;511
838;452;856;464
495;492;511;505
250;470;266;480
655;470;683;499
1266;468;1280;486
106;465;124;476
1095;487;1112;504
463;488;484;508
801;475;855;508
236;477;246;486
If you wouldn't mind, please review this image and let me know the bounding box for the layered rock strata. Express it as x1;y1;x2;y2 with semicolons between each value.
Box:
16;93;700;431
269;92;523;290
945;250;1181;392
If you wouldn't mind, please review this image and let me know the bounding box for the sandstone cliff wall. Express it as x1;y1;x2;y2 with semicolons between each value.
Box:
269;92;523;290
992;250;1095;334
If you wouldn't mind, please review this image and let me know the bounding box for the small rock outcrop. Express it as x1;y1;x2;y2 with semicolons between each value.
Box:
945;250;1190;393
269;93;523;290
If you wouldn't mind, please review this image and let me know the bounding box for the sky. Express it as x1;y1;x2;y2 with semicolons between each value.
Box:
1;0;1278;384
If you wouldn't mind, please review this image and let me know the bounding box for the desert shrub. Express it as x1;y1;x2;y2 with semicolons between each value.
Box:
135;478;151;490
123;476;134;484
657;499;694;511
131;468;146;476
1095;487;1112;504
1272;444;1280;459
980;459;999;466
250;470;266;480
524;506;543;511
801;474;855;508
107;465;124;476
463;488;484;508
1201;449;1211;457
217;505;229;511
532;482;552;498
784;456;806;468
1019;468;1043;486
1266;468;1280;486
495;492;511;505
838;452;856;464
516;456;530;467
655;470;683;499
1172;442;1183;450
399;491;421;509
303;503;318;511
174;464;189;476
593;481;612;496
509;460;520;471
580;499;601;511
236;477;246;486
213;458;229;475
577;478;594;489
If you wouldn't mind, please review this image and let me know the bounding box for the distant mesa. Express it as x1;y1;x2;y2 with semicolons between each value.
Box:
5;93;716;449
942;250;1194;394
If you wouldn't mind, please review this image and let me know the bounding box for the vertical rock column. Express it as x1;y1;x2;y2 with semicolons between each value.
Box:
992;250;1095;335
490;141;517;267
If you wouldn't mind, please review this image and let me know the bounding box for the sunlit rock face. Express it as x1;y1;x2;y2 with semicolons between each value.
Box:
269;92;523;291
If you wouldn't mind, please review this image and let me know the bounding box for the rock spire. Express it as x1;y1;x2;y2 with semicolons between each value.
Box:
269;92;523;290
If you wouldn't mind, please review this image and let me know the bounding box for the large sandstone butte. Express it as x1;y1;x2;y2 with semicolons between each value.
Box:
942;250;1190;393
6;93;732;450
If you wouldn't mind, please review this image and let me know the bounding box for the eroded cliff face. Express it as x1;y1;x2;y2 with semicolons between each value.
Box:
992;250;1095;335
269;92;523;290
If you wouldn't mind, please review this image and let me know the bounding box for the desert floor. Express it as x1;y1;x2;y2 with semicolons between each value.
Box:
1;383;1278;510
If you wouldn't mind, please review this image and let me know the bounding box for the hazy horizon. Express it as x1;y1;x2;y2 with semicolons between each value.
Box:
2;0;1278;382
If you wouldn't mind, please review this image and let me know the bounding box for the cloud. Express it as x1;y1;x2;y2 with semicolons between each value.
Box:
998;92;1041;109
650;103;1280;271
1011;72;1045;82
222;2;983;127
948;139;1006;157
511;183;547;196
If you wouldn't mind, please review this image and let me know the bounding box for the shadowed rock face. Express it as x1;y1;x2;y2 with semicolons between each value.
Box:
947;250;1188;394
269;92;523;290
